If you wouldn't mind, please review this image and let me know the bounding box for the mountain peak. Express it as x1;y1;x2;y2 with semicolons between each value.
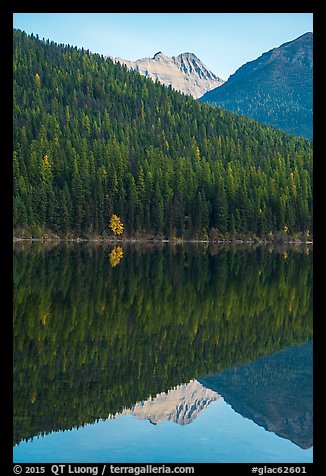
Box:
284;31;312;45
152;51;170;62
177;52;198;59
110;51;224;99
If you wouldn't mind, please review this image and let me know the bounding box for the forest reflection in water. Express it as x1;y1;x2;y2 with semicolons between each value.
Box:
13;242;312;453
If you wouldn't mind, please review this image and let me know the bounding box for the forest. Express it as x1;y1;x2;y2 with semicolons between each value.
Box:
13;30;313;240
13;243;312;444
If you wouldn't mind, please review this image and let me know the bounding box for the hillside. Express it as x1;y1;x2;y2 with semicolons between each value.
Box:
199;33;313;140
13;29;313;239
111;51;224;99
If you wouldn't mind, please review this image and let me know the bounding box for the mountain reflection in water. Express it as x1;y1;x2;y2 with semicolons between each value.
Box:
199;341;313;449
105;342;312;449
112;379;221;426
13;242;312;454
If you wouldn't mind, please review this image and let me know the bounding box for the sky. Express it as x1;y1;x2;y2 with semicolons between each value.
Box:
13;13;313;80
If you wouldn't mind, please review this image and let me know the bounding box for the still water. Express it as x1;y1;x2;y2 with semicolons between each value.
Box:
13;242;313;463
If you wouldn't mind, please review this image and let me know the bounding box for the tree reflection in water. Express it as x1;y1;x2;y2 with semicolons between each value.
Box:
13;242;312;446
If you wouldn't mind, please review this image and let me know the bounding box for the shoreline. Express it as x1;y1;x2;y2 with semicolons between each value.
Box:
13;236;313;245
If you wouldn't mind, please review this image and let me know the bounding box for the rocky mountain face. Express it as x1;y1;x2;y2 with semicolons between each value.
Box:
199;32;313;139
111;380;221;425
111;51;224;99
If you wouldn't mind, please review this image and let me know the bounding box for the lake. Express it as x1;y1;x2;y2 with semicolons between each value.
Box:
13;242;313;463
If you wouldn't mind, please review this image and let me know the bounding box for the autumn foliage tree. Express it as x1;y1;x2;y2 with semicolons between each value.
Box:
109;214;124;236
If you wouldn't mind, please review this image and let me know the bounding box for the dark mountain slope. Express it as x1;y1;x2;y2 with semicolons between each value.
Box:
199;33;313;140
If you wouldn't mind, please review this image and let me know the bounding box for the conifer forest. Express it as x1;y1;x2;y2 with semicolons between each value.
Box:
13;30;313;239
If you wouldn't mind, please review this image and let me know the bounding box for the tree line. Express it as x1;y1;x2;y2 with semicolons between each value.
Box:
13;30;313;239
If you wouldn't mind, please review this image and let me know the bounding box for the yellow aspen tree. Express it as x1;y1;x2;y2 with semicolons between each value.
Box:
109;214;124;236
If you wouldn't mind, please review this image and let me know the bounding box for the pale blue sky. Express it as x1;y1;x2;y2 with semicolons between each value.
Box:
13;13;313;80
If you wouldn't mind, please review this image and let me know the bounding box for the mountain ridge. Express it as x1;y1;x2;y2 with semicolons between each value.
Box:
110;51;225;99
199;32;313;139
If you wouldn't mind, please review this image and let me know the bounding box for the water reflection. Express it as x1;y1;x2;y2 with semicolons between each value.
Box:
110;379;221;426
199;341;313;449
13;242;312;454
108;245;124;267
